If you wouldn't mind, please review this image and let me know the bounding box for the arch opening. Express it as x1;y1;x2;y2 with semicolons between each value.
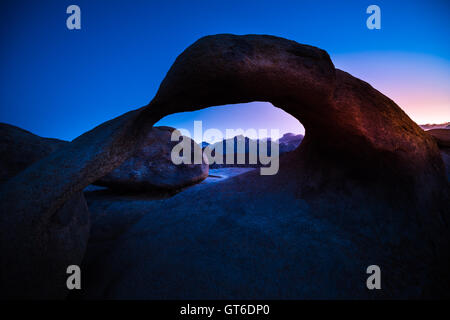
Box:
155;101;305;173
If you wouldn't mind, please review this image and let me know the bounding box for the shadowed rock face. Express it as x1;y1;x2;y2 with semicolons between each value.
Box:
427;129;450;148
0;108;147;299
427;129;450;182
0;124;207;298
95;126;209;191
0;123;89;299
0;123;67;183
0;34;449;299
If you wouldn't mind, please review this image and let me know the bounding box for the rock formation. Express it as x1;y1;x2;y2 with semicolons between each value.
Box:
0;123;67;183
427;128;450;182
0;123;88;299
427;128;450;148
1;34;449;299
95;126;208;191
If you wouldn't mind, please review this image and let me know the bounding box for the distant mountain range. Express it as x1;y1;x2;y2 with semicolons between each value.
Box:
200;124;450;168
202;133;304;168
420;122;450;130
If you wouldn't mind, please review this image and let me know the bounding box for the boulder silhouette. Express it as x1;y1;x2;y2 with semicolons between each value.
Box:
1;34;449;298
0;123;67;183
95;126;208;191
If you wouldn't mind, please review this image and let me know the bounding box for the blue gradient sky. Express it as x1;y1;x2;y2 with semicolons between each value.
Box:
0;0;449;142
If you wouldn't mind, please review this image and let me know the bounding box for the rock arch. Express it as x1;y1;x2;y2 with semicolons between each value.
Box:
0;34;448;298
144;35;445;184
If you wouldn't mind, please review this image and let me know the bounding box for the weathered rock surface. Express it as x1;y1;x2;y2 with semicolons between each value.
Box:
0;123;67;183
0;123;89;299
1;34;449;299
427;129;450;181
441;149;450;182
95;126;208;191
427;128;450;148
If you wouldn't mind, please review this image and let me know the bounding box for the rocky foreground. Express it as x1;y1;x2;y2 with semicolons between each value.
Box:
0;34;449;299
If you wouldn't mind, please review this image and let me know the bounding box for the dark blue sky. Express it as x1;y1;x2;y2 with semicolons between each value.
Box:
1;0;449;141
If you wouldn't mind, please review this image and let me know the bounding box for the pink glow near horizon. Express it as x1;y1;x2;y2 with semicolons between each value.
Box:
332;51;450;125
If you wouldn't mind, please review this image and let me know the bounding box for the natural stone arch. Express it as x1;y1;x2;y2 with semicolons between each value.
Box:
0;34;448;299
141;34;445;191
